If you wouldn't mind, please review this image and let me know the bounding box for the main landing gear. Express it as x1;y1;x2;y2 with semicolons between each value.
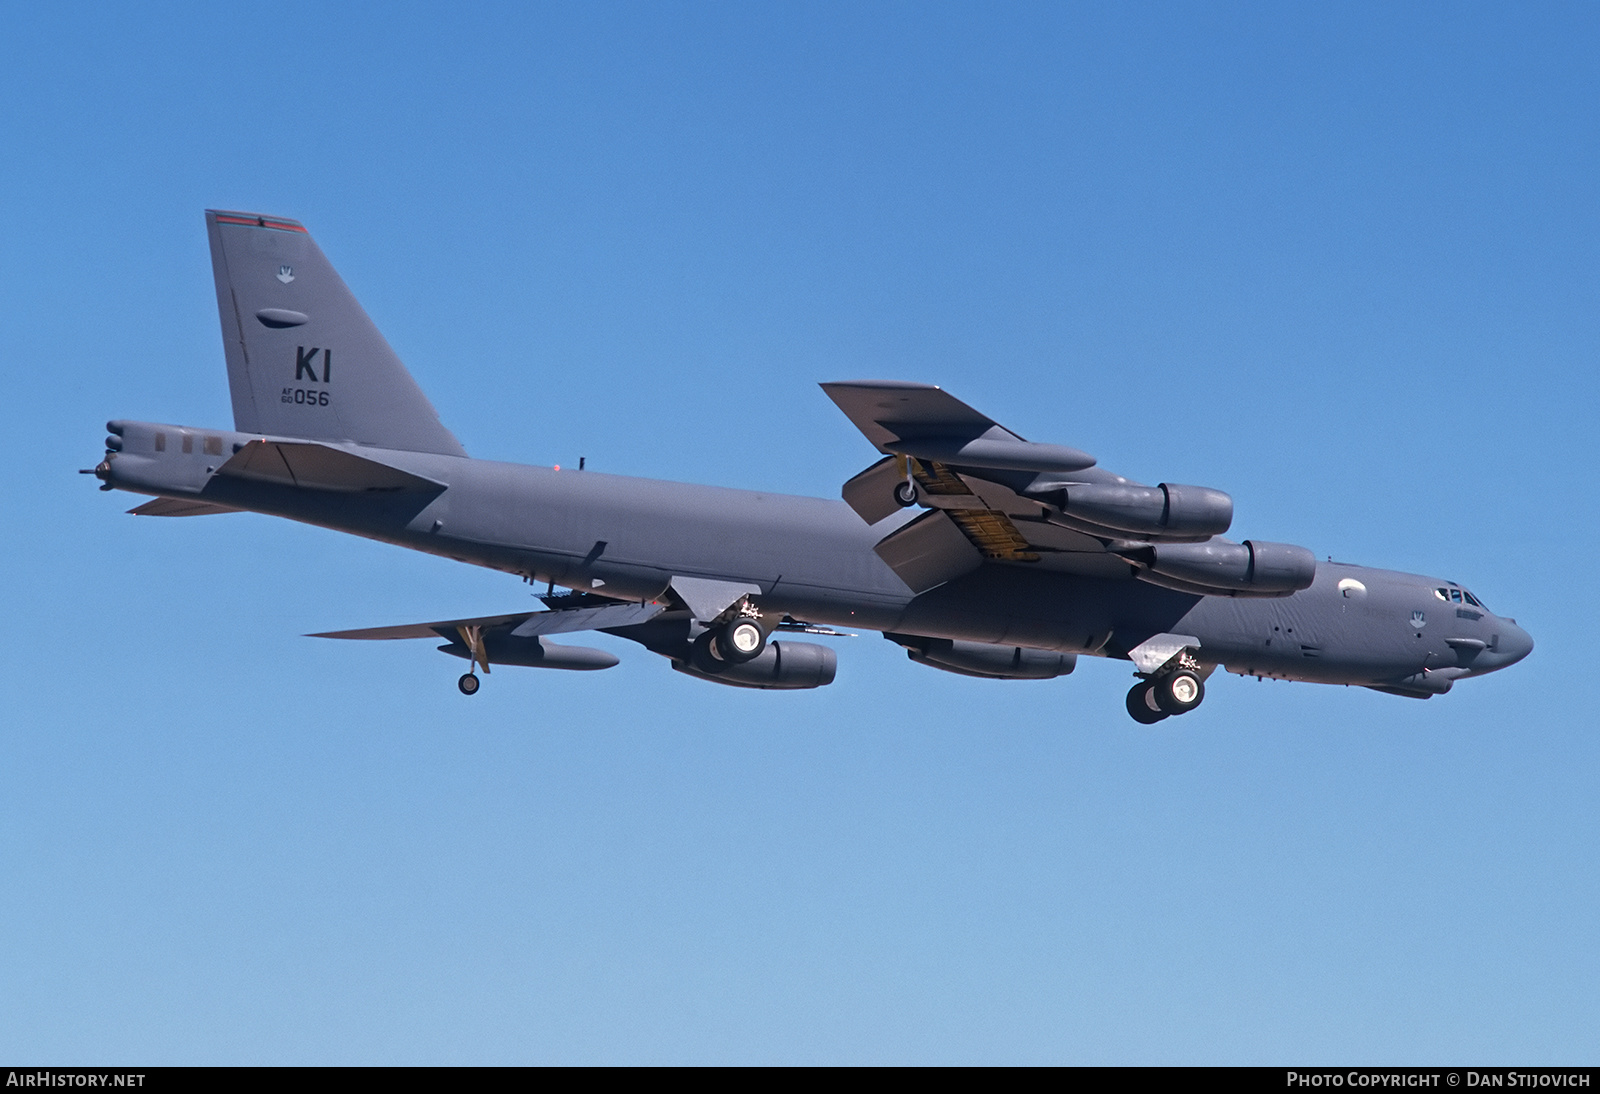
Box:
1125;668;1206;724
689;617;769;674
691;618;769;673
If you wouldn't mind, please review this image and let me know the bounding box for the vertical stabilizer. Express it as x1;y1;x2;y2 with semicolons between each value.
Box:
206;210;466;456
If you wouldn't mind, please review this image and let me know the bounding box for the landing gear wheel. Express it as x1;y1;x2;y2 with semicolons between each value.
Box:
1154;670;1204;715
458;673;480;696
1126;681;1169;724
690;630;729;675
718;619;767;663
893;480;919;507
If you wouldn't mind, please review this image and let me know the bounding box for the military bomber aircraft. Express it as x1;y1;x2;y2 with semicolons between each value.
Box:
88;211;1533;722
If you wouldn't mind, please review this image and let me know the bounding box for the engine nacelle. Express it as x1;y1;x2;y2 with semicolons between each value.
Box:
673;641;838;690
1060;482;1233;538
892;635;1077;680
1143;539;1316;594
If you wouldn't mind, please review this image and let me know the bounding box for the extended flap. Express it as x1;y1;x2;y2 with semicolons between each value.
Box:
218;440;445;493
841;456;907;526
872;509;982;594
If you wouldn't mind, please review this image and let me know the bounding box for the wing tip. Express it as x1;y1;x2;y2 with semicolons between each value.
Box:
820;380;943;392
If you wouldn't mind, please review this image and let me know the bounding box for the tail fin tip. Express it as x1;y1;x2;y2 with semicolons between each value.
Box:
205;209;466;457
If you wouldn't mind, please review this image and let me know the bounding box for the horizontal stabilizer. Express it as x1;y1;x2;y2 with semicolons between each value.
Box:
217;440;444;494
127;497;241;517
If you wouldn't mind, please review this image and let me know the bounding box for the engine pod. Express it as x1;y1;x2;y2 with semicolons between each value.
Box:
1145;539;1316;594
890;635;1077;680
673;641;838;690
1056;482;1233;539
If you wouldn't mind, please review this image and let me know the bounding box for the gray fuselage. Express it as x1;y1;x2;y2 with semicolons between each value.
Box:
98;418;1534;695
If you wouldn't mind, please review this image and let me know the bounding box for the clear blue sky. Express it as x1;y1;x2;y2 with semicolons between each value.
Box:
2;1;1595;1064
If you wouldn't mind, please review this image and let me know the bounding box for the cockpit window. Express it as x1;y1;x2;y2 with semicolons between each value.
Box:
1439;584;1490;611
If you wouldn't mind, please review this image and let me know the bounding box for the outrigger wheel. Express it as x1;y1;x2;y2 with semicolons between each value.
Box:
893;480;919;507
458;673;480;696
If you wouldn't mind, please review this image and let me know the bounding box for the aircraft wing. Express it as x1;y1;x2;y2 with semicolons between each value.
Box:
820;381;1012;452
310;600;666;641
820;381;1096;474
824;381;1121;591
309;599;672;675
309;611;542;641
822;381;1286;598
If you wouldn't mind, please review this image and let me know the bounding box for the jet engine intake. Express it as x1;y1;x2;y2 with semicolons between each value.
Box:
1052;482;1234;539
889;634;1077;680
1139;539;1316;595
673;640;837;690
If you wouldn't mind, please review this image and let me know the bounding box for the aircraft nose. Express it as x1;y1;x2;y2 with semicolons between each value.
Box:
1498;621;1534;667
